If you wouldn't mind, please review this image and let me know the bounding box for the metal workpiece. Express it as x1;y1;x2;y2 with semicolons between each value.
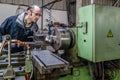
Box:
31;50;69;74
51;27;75;50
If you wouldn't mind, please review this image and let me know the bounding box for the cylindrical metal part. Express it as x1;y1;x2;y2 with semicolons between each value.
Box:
51;27;75;50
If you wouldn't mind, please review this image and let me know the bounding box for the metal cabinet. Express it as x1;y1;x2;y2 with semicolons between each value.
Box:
76;5;120;62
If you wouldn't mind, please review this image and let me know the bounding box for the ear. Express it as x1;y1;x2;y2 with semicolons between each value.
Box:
27;10;32;15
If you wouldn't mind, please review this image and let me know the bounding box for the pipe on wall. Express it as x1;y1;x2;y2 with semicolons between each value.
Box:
91;0;95;4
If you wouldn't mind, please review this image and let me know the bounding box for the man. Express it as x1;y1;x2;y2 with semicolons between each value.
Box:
0;5;42;47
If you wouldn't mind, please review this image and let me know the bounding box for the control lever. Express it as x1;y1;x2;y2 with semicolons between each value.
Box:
0;35;31;79
2;35;15;79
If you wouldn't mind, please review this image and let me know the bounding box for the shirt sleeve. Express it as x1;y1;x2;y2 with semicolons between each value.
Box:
0;17;12;42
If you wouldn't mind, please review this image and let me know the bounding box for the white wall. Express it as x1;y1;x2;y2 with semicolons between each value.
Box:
0;4;68;30
0;4;18;23
0;0;67;10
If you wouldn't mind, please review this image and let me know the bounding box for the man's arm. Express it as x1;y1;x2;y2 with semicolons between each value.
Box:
0;17;12;42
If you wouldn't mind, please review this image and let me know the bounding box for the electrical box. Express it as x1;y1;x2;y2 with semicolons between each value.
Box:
76;5;120;62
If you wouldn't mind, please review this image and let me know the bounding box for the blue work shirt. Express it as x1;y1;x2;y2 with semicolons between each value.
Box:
0;12;38;42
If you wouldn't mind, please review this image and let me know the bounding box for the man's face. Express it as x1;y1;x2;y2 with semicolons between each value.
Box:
31;8;41;22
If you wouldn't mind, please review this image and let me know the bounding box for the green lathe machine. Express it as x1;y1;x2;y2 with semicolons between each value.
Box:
1;4;120;80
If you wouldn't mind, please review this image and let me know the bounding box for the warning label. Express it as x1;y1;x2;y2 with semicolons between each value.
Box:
107;30;113;37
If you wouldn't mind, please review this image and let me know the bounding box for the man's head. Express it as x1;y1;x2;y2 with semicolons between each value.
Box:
27;5;42;23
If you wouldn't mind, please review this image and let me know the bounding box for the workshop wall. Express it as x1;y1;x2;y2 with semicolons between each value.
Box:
0;0;66;10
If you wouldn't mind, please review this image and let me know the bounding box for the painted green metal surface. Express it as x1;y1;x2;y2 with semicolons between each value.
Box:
25;60;32;73
77;5;120;62
108;69;120;80
58;66;91;80
77;5;93;62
